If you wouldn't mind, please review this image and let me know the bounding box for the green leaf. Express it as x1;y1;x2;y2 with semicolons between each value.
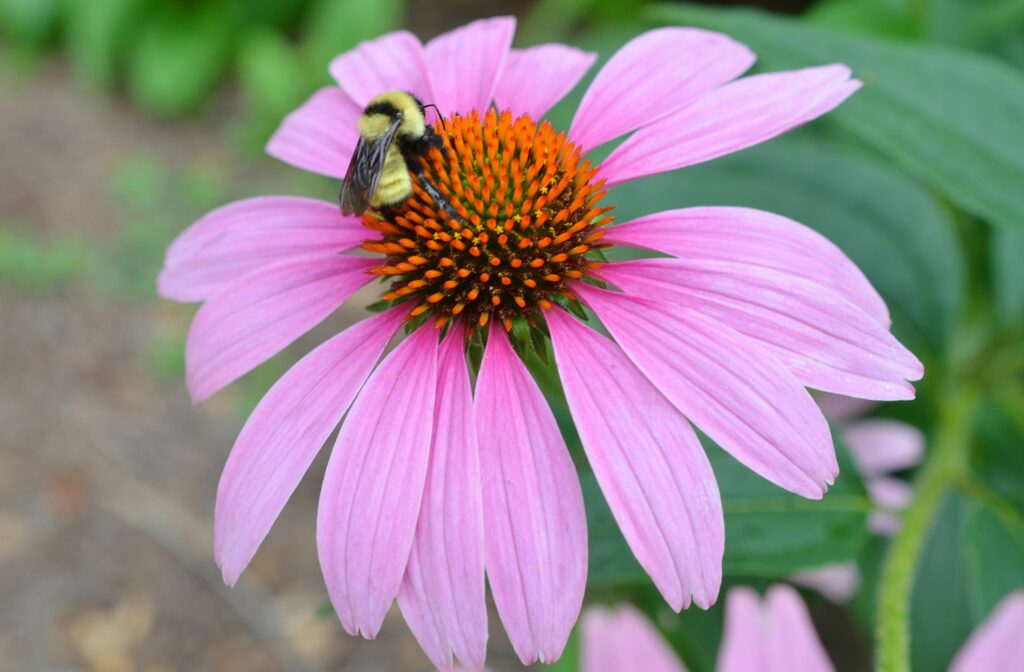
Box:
587;432;871;585
126;3;235;117
909;493;975;672
301;0;403;81
807;0;917;40
606;134;962;354
972;402;1024;512
992;226;1024;323
649;4;1024;230
66;0;146;88
962;503;1024;621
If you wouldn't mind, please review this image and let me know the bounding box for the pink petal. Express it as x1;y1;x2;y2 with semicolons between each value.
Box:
573;284;836;499
214;308;404;585
764;585;834;672
317;324;439;638
329;31;432;109
185;254;375;403
476;327;587;665
599;259;922;401
717;587;764;672
603;207;890;327
719;586;834;672
570;28;754;151
791;563;862;604
842;419;925;476
159;197;369;303
547;309;723;610
425;17;515;116
950;591;1024;672
599;65;861;186
398;324;487;672
580;605;687;672
266;87;362;179
493;45;596;120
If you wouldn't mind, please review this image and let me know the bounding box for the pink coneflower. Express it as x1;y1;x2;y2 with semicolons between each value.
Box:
580;585;833;672
158;16;923;670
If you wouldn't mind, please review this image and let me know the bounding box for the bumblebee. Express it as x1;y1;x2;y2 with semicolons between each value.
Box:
340;90;449;216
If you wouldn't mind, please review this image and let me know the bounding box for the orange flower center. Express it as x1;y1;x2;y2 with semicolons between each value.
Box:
361;109;614;331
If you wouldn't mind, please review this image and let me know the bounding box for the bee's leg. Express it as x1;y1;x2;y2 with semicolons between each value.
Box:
415;168;461;222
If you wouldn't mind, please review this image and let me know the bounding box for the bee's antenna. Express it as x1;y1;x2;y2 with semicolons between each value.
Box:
424;103;446;129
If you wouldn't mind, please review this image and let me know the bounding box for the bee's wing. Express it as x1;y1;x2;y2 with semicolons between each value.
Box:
340;117;402;216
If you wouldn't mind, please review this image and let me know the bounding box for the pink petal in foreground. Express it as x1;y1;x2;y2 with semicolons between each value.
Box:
399;324;487;672
317;324;439;638
718;586;834;672
570;27;754;151
476;327;587;665
600;65;860;186
159;197;369;303
329;31;432;109
574;284;836;499
950;591;1024;672
717;587;763;672
580;605;687;672
266;87;362;179
548;309;722;610
215;308;405;585
763;585;834;672
425;16;515;116
599;259;922;401
185;254;375;403
603;207;890;327
493;45;596;121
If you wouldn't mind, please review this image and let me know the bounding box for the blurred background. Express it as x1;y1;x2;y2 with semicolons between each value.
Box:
2;0;1023;670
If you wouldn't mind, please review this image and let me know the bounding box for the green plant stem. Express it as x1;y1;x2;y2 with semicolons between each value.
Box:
875;385;979;672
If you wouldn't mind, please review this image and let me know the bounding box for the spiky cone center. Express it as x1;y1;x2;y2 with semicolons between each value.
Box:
361;108;614;332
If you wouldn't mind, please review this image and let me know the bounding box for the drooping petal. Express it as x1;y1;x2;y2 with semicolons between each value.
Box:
598;259;922;401
185;255;375;403
950;591;1024;672
717;587;764;672
580;605;687;672
603;207;890;327
815;393;878;422
266;87;362;179
574;284;836;499
569;27;754;151
398;324;487;672
476;327;587;665
214;308;405;586
547;309;723;610
866;476;913;535
329;31;432;108
791;563;862;604
425;16;515;116
317;324;439;638
763;585;835;672
493;45;596;121
842;419;925;476
159;197;369;302
600;65;860;186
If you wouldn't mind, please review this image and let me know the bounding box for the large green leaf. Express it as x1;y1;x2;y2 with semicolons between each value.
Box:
587;433;871;586
606;134;962;354
909;494;975;672
962;503;1024;621
650;4;1024;230
992;227;1024;323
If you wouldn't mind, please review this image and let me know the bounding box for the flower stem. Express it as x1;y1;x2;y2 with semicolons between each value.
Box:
875;385;979;672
